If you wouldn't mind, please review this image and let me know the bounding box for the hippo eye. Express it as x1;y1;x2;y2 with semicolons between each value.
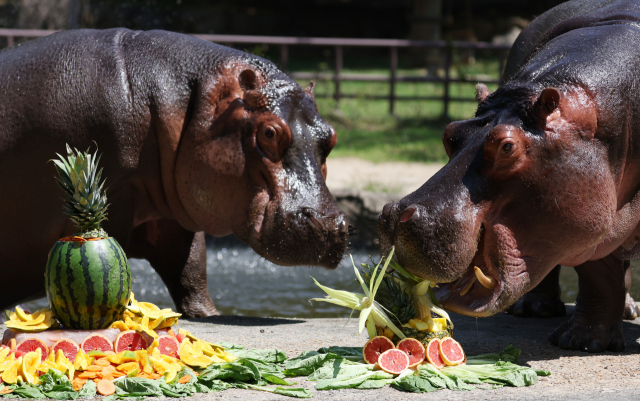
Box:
265;128;275;139
501;143;513;153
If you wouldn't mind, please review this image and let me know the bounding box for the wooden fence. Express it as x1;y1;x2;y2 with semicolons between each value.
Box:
0;29;511;118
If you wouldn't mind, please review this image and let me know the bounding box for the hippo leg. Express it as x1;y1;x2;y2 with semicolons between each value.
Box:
623;260;640;320
507;265;566;318
128;219;218;318
548;255;625;352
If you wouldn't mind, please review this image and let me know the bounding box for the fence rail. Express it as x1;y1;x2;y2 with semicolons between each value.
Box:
0;29;511;118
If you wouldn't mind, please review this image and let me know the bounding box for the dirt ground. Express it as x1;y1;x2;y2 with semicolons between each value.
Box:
325;157;444;195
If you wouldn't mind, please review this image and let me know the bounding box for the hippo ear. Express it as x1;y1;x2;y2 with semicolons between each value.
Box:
239;69;269;109
534;88;560;120
305;81;316;99
476;83;491;103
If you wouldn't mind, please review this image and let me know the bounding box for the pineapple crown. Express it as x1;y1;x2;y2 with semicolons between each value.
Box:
52;144;109;238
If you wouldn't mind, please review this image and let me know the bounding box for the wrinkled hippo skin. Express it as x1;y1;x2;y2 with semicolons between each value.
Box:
0;29;348;317
380;0;640;352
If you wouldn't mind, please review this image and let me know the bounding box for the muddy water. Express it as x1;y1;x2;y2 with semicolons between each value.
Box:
22;245;640;318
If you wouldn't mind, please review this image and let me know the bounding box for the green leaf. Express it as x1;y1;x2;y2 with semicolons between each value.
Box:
316;370;393;390
113;377;164;397
273;387;313;398
78;381;97;398
283;352;352;377
230;348;287;364
392;375;439;393
215;342;244;350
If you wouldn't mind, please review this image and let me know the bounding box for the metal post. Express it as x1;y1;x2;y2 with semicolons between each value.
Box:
389;46;398;115
6;36;13;48
442;46;452;120
280;44;288;73
498;48;506;85
334;45;343;104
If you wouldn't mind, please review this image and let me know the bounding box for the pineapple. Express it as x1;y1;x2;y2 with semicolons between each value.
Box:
361;259;453;347
311;247;453;346
52;144;109;238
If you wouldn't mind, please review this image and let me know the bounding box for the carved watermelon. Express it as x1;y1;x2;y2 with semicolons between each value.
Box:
45;237;131;329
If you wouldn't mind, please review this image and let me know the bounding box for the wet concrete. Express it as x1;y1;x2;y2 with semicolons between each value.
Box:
4;306;640;399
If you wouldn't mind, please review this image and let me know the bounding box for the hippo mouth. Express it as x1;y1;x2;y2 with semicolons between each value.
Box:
434;223;530;316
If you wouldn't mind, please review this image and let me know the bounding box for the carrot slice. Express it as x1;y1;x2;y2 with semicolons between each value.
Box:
101;365;116;375
111;371;126;378
72;378;87;391
78;371;99;379
149;373;161;380
95;358;111;366
97;379;116;396
102;374;114;381
86;365;103;372
178;375;191;384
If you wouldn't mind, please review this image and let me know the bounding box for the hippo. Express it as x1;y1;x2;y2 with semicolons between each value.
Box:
0;28;347;318
379;0;640;352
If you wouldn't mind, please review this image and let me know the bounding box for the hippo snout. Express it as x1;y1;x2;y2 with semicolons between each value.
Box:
379;201;478;284
302;207;347;236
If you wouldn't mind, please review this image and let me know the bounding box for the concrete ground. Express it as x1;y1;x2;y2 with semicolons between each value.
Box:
161;305;640;400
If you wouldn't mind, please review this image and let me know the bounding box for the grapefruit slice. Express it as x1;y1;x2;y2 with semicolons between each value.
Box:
439;337;465;366
81;333;114;353
157;335;180;358
396;338;425;367
114;331;148;352
51;338;80;363
425;338;445;369
362;336;395;364
377;349;409;374
16;338;49;362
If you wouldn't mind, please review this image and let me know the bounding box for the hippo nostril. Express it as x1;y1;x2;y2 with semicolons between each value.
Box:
399;207;416;223
306;214;325;231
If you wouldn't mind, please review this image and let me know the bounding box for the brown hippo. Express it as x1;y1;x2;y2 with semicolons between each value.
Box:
0;29;347;317
379;0;640;352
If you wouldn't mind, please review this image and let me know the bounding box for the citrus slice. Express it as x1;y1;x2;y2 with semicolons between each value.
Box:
377;349;409;374
362;336;395;364
114;331;148;352
81;333;114;353
157;335;179;358
20;349;42;385
439;337;465;366
16;338;49;361
51;338;80;363
396;338;425;367
425;338;445;369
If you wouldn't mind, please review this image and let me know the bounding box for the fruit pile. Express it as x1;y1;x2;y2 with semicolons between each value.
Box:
4;307;58;333
2;296;237;396
362;335;465;374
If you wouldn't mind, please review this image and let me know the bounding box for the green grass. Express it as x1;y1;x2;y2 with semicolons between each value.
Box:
291;68;499;163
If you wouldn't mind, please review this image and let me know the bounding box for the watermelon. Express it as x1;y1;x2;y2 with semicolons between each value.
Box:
44;237;131;330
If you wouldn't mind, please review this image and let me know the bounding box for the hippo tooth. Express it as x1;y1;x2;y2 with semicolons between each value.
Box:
459;276;477;296
451;276;464;292
474;266;497;290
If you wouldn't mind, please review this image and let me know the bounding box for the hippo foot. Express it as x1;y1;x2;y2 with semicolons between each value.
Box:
623;293;640;320
548;317;625;353
507;292;566;318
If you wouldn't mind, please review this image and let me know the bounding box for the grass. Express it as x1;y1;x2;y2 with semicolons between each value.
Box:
288;60;501;163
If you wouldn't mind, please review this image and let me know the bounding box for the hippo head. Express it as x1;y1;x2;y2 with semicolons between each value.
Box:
379;82;616;316
173;55;347;268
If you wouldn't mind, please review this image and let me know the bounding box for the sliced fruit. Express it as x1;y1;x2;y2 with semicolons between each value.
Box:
80;333;114;354
4;321;53;332
439;337;465;366
0;347;11;364
0;353;15;373
114;331;148;352
116;362;140;377
86;350;108;358
362;336;395;364
16;338;49;362
108;351;137;365
425;338;446;369
377;349;409;375
54;349;75;380
73;350;92;371
396;338;425;368
1;358;21;384
149;356;177;383
51;338;80;363
97;379;116;396
156;335;179;358
134;350;154;374
175;333;185;343
178;340;213;368
20;349;42;385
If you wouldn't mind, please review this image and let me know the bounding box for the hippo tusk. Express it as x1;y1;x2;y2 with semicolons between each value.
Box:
459;276;477;296
451;276;464;292
474;266;497;290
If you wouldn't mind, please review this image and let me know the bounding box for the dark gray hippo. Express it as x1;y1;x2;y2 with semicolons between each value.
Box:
380;0;640;352
0;29;348;317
